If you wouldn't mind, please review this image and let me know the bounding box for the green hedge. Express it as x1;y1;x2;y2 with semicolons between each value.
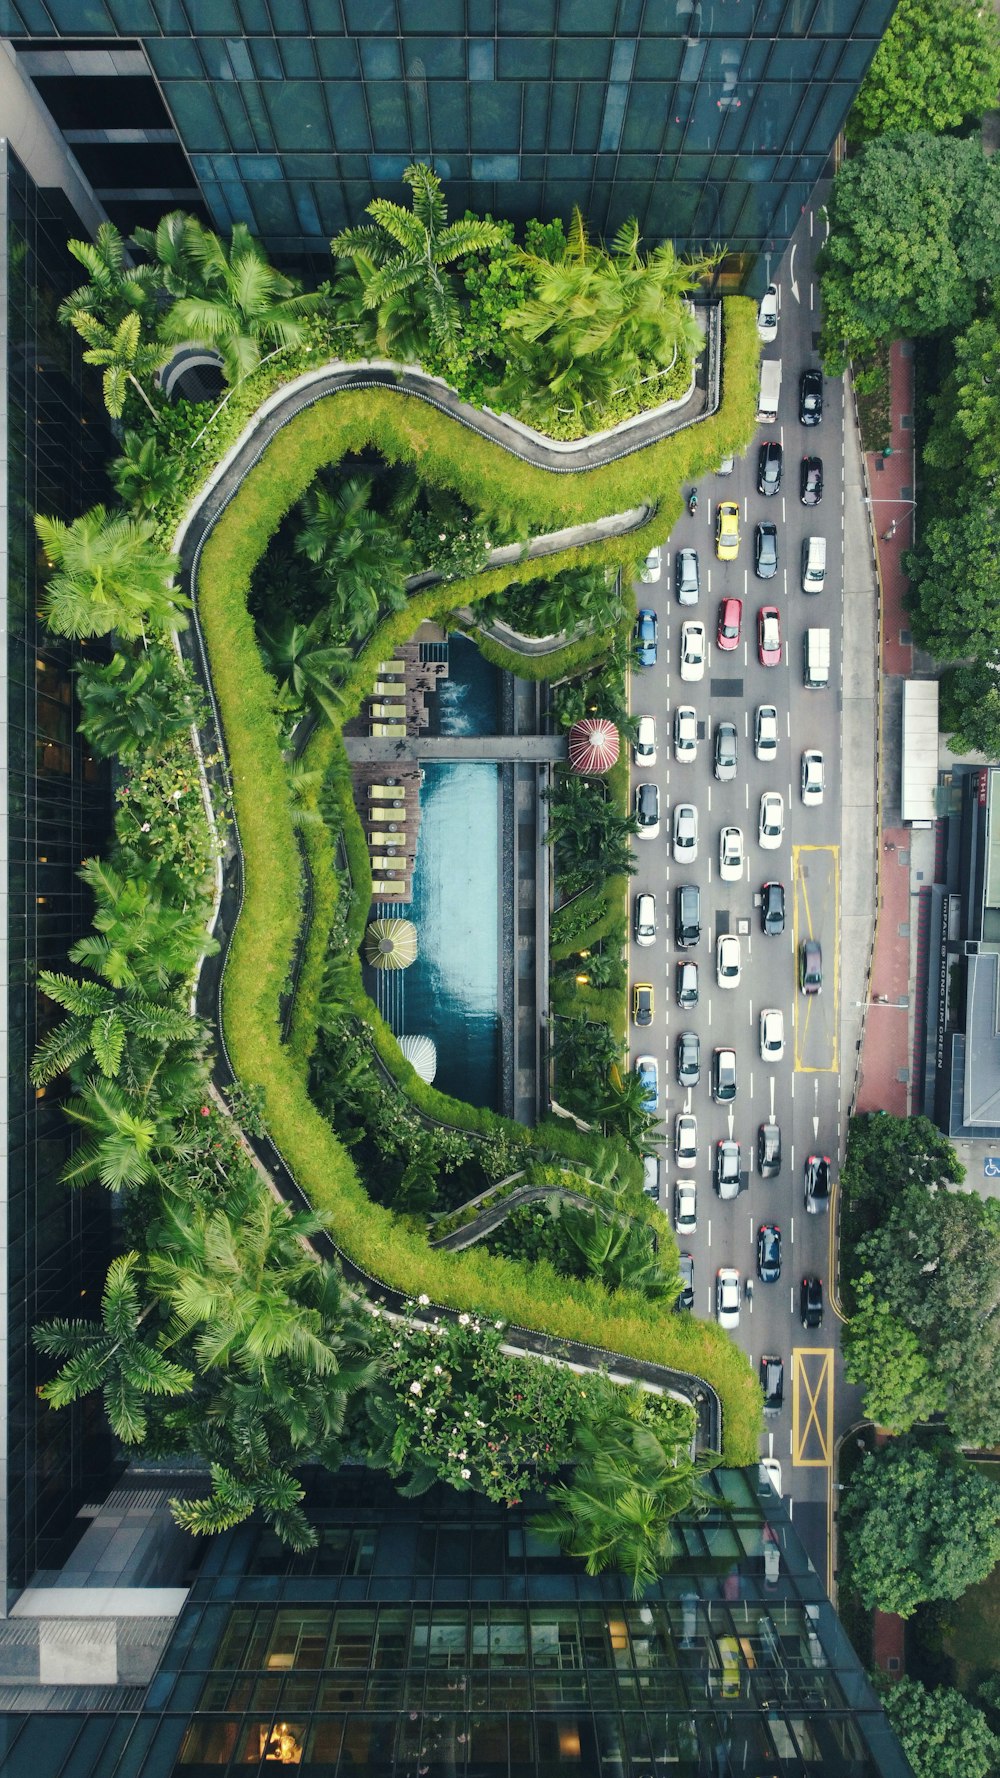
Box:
192;302;762;1463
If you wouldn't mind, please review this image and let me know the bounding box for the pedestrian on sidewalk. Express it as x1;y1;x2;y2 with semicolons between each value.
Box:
881;520;897;541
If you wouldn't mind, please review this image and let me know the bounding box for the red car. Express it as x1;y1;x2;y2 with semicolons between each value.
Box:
717;597;742;651
757;605;782;666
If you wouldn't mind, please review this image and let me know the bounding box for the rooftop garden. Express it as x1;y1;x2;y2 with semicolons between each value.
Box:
30;176;762;1587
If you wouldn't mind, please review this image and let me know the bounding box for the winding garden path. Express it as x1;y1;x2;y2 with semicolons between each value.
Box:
175;356;725;1454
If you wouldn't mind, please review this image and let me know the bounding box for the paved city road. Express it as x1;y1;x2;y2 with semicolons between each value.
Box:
627;206;844;1578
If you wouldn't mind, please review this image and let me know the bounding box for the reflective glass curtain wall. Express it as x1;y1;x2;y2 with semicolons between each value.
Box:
1;0;899;275
0;144;114;1607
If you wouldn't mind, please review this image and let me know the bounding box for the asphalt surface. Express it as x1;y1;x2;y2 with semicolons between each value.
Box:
627;205;844;1578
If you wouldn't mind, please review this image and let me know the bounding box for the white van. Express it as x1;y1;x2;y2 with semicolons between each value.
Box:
801;536;826;593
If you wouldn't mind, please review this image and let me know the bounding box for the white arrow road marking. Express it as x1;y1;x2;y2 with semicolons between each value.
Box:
789;243;800;303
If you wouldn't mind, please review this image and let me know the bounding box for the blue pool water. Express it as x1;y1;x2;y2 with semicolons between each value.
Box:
434;633;499;736
393;762;500;1108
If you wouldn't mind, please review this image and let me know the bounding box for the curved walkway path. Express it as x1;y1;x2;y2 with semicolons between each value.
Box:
174;357;723;1453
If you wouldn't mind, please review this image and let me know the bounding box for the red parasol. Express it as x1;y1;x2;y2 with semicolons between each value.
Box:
568;717;620;775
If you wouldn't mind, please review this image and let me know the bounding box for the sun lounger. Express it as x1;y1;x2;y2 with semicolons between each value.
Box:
368;783;403;802
370;722;406;737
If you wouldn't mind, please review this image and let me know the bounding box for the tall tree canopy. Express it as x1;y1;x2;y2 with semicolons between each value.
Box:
879;1678;1000;1778
819;135;1000;370
842;1436;1000;1617
849;0;1000;142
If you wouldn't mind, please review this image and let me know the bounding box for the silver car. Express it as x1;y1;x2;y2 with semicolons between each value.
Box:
674;704;698;764
672;801;698;864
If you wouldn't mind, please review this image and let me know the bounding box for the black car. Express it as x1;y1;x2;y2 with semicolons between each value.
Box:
677;1253;695;1312
800;455;823;506
804;1154;831;1214
800;937;823;994
712;1047;737;1104
757;1120;782;1179
757;440;783;497
761;880;785;936
799;368;823;426
754;521;778;580
760;1355;784;1415
677;1030;701;1089
714;720;738;782
757;1223;782;1283
675;883;701;949
800;1274;824;1329
676;960;699;1009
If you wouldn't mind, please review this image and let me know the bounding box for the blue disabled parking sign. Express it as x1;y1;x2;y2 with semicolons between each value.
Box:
985;1158;1000;1178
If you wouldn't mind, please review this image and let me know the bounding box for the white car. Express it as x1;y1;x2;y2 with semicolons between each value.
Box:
757;283;778;342
758;791;784;851
675;1113;698;1170
755;704;778;762
634;891;656;948
719;825;744;883
716;933;742;990
674;704;698;763
672;802;698;864
633;715;657;768
675;1179;697;1234
717;1266;741;1330
801;749;824;806
759;1457;783;1497
680;621;706;683
642;1153;660;1200
759;1007;785;1063
641;544;662;583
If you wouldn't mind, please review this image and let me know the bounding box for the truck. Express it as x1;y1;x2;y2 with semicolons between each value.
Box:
756;358;781;423
803;627;831;689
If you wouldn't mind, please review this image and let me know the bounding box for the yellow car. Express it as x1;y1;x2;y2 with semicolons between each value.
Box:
717;1636;741;1699
715;501;741;561
632;982;654;1027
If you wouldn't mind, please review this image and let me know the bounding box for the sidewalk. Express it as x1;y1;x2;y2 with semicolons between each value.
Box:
853;340;919;1117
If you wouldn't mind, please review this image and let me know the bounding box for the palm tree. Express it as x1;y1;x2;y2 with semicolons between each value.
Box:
159;221;320;384
260;616;352;723
34;506;186;642
131;209;201;299
59;1074;183;1191
533;1411;716;1596
558;1205;680;1301
68;308;166;423
592;1071;660;1160
34;1252;193;1444
59;220;158;331
31;970;200;1087
331;161;507;358
171;1457;314;1551
110;432;187;517
76;646;203;760
69;857;217;992
295;477;407;638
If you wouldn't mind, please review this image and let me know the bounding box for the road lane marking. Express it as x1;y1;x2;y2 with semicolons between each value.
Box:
791;1347;833;1468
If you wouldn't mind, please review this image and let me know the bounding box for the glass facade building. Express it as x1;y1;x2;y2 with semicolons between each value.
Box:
1;1;898;274
0;1470;913;1774
0;142;115;1608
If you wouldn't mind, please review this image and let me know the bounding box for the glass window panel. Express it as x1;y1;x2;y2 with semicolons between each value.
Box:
469;40;495;79
470;81;521;150
187;0;241;27
428;83;469;147
472;154;520;180
520;83;549;149
45;0;112;23
632;37;681;80
160;83;230;151
546;84;576;152
622;85;664;153
571;85;603;152
145;39;205;78
238;0;272;24
553;36;607;79
400;0;466;25
265;82;334;150
316;37;360;77
281;38;318;76
107;0;157;26
249;37;282;79
558;0;615;29
361;38;402;79
198;37;235;80
404;36;466;76
368;82;412;150
238;153;282;180
344;0;395;26
497;38;547;78
498;0;555;31
214;84;257;150
599;82;628;151
766;38;819;79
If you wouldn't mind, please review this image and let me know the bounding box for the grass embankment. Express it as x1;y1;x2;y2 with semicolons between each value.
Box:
194;300;762;1462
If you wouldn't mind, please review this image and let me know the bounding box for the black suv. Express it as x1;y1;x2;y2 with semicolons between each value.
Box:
757;440;782;496
754;522;778;581
760;1355;784;1415
675;883;701;949
677;1030;701;1088
761;880;785;936
800;1275;824;1329
757;1120;782;1179
799;368;823;426
800;455;823;506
